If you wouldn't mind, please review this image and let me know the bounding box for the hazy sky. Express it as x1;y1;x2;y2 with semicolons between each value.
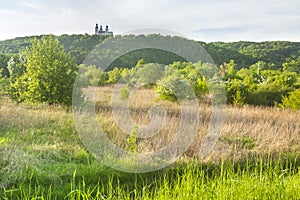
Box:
0;0;300;42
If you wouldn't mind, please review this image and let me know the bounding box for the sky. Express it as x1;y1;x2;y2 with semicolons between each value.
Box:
0;0;300;42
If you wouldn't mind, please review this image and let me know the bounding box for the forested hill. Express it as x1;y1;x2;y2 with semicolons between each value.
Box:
1;34;300;74
205;41;300;70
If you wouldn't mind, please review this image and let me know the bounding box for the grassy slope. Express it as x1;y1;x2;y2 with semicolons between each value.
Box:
0;88;300;199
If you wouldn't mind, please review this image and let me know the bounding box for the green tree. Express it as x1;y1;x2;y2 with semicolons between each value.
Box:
13;35;78;106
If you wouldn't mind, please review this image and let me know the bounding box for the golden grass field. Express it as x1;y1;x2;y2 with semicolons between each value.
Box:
86;86;300;161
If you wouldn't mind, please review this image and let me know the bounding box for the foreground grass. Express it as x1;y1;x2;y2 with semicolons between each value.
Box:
1;158;300;199
0;97;299;199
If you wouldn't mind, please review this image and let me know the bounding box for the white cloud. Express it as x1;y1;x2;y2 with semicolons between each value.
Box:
0;0;300;42
21;0;40;9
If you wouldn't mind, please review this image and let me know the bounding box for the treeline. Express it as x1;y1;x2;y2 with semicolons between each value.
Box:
204;41;300;70
1;34;300;76
79;58;300;108
0;34;300;109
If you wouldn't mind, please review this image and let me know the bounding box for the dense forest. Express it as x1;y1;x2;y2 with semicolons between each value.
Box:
1;34;300;76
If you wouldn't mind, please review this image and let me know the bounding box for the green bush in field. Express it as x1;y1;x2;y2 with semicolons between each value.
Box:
126;126;138;153
155;62;209;101
155;74;194;101
281;89;300;109
136;63;164;87
106;68;122;84
225;79;249;105
246;70;296;106
7;35;78;107
119;84;130;100
79;65;107;86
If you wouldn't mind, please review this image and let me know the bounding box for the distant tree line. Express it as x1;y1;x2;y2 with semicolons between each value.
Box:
1;34;300;76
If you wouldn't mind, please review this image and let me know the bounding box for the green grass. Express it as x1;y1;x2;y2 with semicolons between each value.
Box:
0;100;300;199
1;157;300;199
221;136;256;150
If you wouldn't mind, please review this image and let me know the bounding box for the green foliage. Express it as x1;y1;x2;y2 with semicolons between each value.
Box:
155;62;210;101
0;53;12;77
120;68;131;84
126;126;138;153
225;79;249;105
119;84;130;100
6;56;26;100
80;65;107;86
1;34;300;75
135;59;145;68
155;74;190;101
205;41;300;69
9;35;78;106
248;83;291;106
282;56;300;73
7;56;25;79
1;34;300;107
0;69;5;106
221;60;299;107
221;59;239;80
222;136;255;150
106;68;122;84
136;63;164;87
280;89;300;109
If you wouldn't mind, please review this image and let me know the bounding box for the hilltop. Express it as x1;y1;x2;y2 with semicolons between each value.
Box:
1;34;300;76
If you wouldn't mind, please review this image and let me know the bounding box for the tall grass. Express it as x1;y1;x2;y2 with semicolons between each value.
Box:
1;157;300;199
0;86;299;199
93;87;300;160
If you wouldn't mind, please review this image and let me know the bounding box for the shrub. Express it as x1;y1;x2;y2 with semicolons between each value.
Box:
225;79;248;105
119;84;130;100
126;126;138;153
280;89;300;109
155;74;194;101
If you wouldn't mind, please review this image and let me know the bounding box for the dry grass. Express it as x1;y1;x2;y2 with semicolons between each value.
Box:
1;87;299;164
89;86;300;161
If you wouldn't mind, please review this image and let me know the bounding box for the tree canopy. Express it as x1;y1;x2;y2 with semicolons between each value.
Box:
7;35;78;106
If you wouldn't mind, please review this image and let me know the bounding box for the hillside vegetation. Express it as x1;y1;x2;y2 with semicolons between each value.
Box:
1;34;300;75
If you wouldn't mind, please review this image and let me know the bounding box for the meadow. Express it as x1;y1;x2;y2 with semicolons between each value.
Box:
0;86;299;199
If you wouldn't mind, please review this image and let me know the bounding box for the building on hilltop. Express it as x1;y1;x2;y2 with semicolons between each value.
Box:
95;24;113;36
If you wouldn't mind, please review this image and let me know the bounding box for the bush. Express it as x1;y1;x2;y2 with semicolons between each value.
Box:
155;74;195;101
225;79;248;105
106;68;122;84
136;63;164;87
248;83;291;106
280;89;300;109
119;84;130;100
